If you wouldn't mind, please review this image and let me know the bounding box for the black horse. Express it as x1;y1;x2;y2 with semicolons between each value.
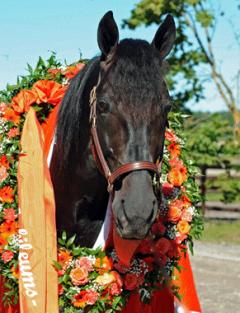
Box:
50;11;176;248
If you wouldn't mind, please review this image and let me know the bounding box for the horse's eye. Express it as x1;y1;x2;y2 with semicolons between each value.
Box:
98;100;110;114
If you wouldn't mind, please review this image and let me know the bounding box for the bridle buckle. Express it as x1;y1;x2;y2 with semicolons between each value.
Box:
107;173;113;193
89;86;97;126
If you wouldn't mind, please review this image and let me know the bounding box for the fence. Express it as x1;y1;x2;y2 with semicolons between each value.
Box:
197;166;240;220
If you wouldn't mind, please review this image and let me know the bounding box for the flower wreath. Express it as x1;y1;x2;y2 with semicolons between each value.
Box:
0;55;203;312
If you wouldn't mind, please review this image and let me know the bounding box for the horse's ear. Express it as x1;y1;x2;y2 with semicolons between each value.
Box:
152;14;176;59
97;11;119;57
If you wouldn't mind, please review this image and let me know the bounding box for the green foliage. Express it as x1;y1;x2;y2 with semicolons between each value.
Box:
184;113;238;167
184;112;240;203
123;0;214;110
0;53;85;104
168;111;204;241
195;10;213;27
206;173;240;204
57;232;105;259
0;54;59;103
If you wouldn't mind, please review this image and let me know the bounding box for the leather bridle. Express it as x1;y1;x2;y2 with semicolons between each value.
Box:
89;84;162;193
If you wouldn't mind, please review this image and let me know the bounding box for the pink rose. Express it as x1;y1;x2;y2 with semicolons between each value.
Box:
2;250;14;263
181;209;193;222
110;282;122;295
165;129;177;142
3;208;16;223
70;267;89;286
76;256;93;272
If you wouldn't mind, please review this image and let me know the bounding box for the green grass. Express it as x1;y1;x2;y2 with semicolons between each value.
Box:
201;220;240;244
206;192;222;201
206;192;240;203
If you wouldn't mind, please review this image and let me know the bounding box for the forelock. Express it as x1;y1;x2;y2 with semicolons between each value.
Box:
102;39;168;126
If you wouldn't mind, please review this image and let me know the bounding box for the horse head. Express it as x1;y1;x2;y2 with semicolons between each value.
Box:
94;11;176;239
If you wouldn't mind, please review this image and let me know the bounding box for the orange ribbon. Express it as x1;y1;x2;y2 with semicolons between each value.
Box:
18;108;58;313
173;251;202;312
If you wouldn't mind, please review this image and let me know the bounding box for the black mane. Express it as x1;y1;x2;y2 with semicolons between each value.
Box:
56;57;100;164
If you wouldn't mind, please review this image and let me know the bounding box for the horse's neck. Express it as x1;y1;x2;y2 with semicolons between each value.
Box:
68;165;109;247
51;138;109;248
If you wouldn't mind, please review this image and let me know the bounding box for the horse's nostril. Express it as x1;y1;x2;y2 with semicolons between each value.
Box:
147;209;155;223
116;218;124;231
153;200;156;206
121;199;125;204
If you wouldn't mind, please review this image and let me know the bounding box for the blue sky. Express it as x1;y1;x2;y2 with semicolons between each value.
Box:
0;0;239;112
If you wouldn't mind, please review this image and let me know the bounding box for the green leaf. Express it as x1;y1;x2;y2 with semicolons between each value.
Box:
72;247;82;256
196;10;213;28
66;234;76;248
52;260;62;270
62;231;67;241
62;274;70;284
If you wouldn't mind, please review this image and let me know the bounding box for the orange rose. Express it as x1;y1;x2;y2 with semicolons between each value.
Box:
11;89;37;113
0;221;18;239
32;80;67;105
95;270;122;288
177;220;191;234
57;249;72;269
70;267;89;285
169;158;184;169
95;272;116;286
95;256;113;272
64;63;85;79
181;194;191;209
168;167;187;187
0;186;14;203
0;156;10;169
3;108;20;124
167;143;181;158
167;200;182;223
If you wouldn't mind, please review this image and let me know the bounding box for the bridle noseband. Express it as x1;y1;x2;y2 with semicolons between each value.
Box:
89;85;162;193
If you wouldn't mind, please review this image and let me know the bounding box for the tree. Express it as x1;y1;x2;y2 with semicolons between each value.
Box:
184;112;240;211
123;0;240;142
